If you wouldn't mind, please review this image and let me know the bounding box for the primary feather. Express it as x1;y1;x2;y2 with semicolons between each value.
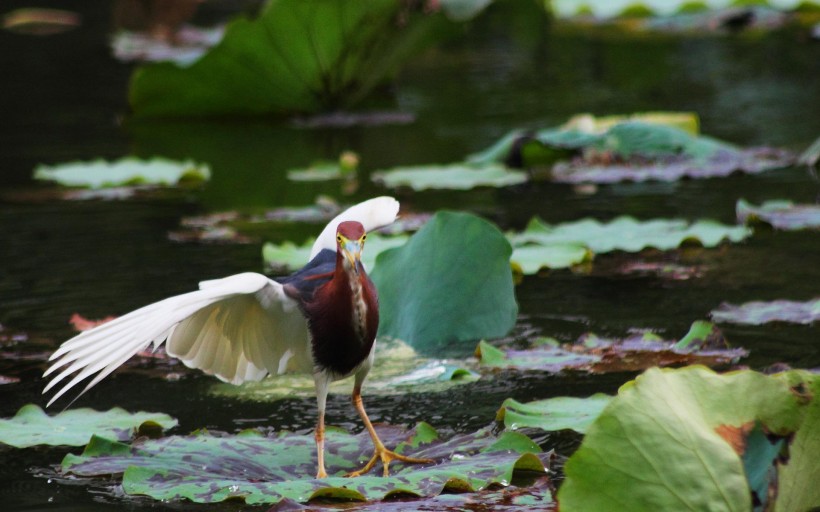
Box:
44;197;400;406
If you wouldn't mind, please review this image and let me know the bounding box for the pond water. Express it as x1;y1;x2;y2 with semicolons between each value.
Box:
1;1;819;510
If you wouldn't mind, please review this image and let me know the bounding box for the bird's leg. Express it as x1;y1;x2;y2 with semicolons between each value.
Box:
314;374;331;479
315;409;327;479
346;385;433;477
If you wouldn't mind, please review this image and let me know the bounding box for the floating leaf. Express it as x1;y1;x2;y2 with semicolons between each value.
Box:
711;298;820;325
469;116;793;183
558;367;817;512
477;321;746;374
372;212;518;354
737;199;820;230
61;424;549;505
0;405;177;448
508;217;750;263
129;0;489;118
211;340;477;401
510;244;592;274
33;157;210;189
497;394;613;434
263;233;409;273
372;164;528;191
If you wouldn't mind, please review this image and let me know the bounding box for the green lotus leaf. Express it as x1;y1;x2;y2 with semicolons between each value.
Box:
737;199;820;230
0;404;177;448
372;164;528;191
508;216;750;254
128;0;489;118
61;424;550;505
33;157;210;189
774;377;820;512
263;232;409;273
371;212;518;354
210;339;478;401
510;243;592;274
558;366;818;512
497;394;613;434
711;298;820;325
477;321;746;373
469;114;793;183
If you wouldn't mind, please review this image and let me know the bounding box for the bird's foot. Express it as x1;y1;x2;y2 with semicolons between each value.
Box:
345;447;433;478
316;468;328;479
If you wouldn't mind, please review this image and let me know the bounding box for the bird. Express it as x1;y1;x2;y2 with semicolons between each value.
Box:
43;196;432;479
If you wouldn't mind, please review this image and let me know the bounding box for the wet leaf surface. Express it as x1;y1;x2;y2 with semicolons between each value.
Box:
558;367;818;512
711;298;820;325
0;405;177;448
33;157;210;189
372;164;528;191
61;424;551;505
737;199;820;230
372;212;518;354
496;394;613;434
477;321;746;373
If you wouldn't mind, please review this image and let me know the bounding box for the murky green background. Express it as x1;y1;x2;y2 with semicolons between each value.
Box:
1;1;818;510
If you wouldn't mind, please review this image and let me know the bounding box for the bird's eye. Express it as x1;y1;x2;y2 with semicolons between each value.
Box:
336;235;343;244
361;234;367;242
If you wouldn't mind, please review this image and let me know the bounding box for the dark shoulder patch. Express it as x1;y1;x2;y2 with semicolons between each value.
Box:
275;249;336;302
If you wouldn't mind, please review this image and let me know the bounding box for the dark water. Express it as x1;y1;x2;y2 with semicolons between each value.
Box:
1;1;819;510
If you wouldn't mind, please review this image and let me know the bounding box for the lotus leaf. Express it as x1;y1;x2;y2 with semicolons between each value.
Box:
737;199;820;230
61;424;550;505
711;298;820;325
477;321;746;373
263;233;409;273
128;0;489;117
774;377;820;512
469;116;793;183
497;394;613;434
0;404;177;448
371;212;518;354
510;244;592;274
372;164;528;191
508;216;750;255
558;366;818;512
33;157;210;189
210;339;477;401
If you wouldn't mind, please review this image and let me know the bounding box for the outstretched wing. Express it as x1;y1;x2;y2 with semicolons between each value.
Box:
44;273;309;406
310;196;400;259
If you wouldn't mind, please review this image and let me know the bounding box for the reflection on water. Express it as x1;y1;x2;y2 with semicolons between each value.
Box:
1;0;819;509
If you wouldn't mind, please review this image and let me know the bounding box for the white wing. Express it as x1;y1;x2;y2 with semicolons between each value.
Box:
43;273;310;406
310;196;400;259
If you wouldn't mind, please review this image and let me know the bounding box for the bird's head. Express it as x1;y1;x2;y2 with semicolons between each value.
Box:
336;221;367;275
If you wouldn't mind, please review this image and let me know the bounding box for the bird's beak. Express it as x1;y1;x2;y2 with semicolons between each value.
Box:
342;240;362;274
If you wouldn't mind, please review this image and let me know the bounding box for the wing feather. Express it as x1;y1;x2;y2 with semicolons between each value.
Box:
44;272;309;405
